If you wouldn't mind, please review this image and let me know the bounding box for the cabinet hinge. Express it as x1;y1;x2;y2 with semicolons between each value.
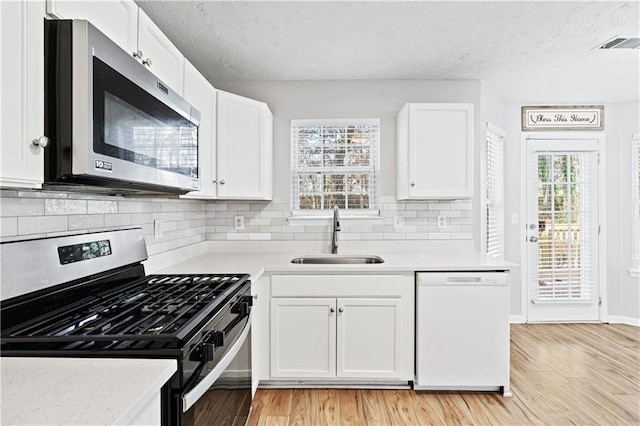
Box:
598;225;601;235
599;296;602;306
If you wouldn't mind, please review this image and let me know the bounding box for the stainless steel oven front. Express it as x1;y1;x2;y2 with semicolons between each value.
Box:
44;19;200;194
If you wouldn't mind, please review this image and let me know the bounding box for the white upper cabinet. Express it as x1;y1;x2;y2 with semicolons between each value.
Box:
397;103;473;200
135;9;184;94
46;0;138;54
47;1;184;95
216;90;273;200
1;0;46;189
181;60;217;199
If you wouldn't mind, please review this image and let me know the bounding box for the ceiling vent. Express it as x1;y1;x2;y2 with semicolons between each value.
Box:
599;37;640;49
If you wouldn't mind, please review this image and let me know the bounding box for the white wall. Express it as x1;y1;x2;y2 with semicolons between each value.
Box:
211;80;482;248
502;101;640;322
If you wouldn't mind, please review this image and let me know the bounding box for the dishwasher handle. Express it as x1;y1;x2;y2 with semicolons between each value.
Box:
417;272;509;286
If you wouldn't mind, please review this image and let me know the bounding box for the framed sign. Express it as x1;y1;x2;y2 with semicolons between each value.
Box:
522;105;604;131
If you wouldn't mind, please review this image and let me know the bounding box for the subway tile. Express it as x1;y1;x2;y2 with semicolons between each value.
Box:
406;233;430;240
428;202;450;211
249;233;271;240
207;203;227;211
130;213;153;225
17;190;66;199
104;214;132;227
1;217;18;237
1;190;19;197
45;199;87;215
227;233;249;241
428;233;451;240
118;201;143;213
18;216;67;235
88;200;117;214
1;198;44;216
384;233;405;240
451;233;473;240
207;233;228;240
340;233;362;241
271;233;294;240
260;210;283;218
68;215;105;230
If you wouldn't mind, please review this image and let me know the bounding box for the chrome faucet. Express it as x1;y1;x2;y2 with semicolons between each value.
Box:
331;205;341;254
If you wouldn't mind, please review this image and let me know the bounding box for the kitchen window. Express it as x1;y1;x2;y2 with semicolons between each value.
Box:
290;119;379;215
632;133;640;277
484;123;505;259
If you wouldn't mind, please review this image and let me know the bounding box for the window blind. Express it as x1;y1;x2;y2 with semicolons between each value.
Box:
529;151;598;303
291;119;379;212
485;125;505;259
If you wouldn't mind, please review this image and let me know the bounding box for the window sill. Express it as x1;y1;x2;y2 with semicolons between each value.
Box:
287;211;383;226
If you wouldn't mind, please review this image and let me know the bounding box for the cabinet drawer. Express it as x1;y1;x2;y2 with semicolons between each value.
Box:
271;275;405;297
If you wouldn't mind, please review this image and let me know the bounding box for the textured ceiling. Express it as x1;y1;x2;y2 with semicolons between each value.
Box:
136;1;640;102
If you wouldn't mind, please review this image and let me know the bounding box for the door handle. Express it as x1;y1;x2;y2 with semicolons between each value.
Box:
529;236;538;242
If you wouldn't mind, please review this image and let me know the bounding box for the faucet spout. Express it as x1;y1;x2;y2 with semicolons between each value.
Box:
331;206;340;254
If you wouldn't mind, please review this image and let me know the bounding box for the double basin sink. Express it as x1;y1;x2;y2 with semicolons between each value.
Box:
291;255;384;264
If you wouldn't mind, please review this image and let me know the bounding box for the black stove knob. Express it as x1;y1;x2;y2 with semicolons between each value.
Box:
204;330;225;347
239;295;254;306
201;343;215;362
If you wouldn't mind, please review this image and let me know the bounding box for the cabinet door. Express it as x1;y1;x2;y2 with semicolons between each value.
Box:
216;90;273;200
398;103;473;199
336;298;402;379
0;0;45;189
270;298;336;378
180;60;217;199
136;9;183;94
46;0;138;54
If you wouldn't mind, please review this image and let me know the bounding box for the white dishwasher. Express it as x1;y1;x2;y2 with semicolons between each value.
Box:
415;271;511;397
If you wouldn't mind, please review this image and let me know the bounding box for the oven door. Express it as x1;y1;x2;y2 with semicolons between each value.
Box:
181;308;252;424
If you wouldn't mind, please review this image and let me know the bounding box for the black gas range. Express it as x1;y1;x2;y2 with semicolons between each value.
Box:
0;228;254;426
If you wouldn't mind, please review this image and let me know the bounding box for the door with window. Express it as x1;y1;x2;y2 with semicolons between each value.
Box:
525;139;601;322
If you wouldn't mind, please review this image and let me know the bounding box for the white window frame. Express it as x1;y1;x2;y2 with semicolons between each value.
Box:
290;118;380;218
631;133;640;277
483;123;505;259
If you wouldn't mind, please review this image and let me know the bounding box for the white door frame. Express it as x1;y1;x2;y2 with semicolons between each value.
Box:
519;132;607;323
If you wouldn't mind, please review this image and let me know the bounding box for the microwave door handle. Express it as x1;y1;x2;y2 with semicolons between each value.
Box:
181;311;252;412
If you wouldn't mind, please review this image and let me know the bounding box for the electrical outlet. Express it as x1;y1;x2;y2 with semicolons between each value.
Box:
393;215;404;230
154;219;163;238
511;213;519;224
436;215;446;229
234;216;244;231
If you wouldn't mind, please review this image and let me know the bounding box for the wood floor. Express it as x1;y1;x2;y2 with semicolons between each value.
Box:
248;323;640;426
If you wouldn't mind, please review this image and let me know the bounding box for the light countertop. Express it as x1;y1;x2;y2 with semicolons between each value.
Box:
154;249;517;278
1;357;176;425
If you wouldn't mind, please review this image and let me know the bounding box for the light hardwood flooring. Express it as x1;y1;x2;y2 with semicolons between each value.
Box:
247;324;640;426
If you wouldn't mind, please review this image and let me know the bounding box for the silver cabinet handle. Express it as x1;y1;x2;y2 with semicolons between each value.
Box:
410;182;416;187
219;180;225;185
32;136;49;149
253;294;258;300
133;50;143;59
338;307;344;313
212;180;217;184
142;58;152;67
529;236;538;242
330;308;335;313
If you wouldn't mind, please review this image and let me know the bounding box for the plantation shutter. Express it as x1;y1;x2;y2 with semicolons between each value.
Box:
485;124;505;259
529;151;598;302
633;135;640;266
291;119;379;212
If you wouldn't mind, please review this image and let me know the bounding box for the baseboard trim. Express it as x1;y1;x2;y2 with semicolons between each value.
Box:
607;316;640;327
510;315;523;324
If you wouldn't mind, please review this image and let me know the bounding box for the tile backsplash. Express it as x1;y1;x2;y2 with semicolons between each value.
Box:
1;191;472;254
206;196;472;242
0;190;207;256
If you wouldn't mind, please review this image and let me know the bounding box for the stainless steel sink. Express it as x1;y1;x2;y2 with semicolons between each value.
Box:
290;255;384;264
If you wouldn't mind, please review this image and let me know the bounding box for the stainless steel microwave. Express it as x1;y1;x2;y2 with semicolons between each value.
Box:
44;20;200;194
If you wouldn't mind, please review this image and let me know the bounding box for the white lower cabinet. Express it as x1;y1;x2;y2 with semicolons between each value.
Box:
337;298;401;379
270;298;336;378
268;274;413;382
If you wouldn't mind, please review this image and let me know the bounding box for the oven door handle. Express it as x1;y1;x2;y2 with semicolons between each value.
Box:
181;311;252;412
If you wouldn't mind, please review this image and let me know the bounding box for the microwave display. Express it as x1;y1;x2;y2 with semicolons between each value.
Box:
93;57;198;178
